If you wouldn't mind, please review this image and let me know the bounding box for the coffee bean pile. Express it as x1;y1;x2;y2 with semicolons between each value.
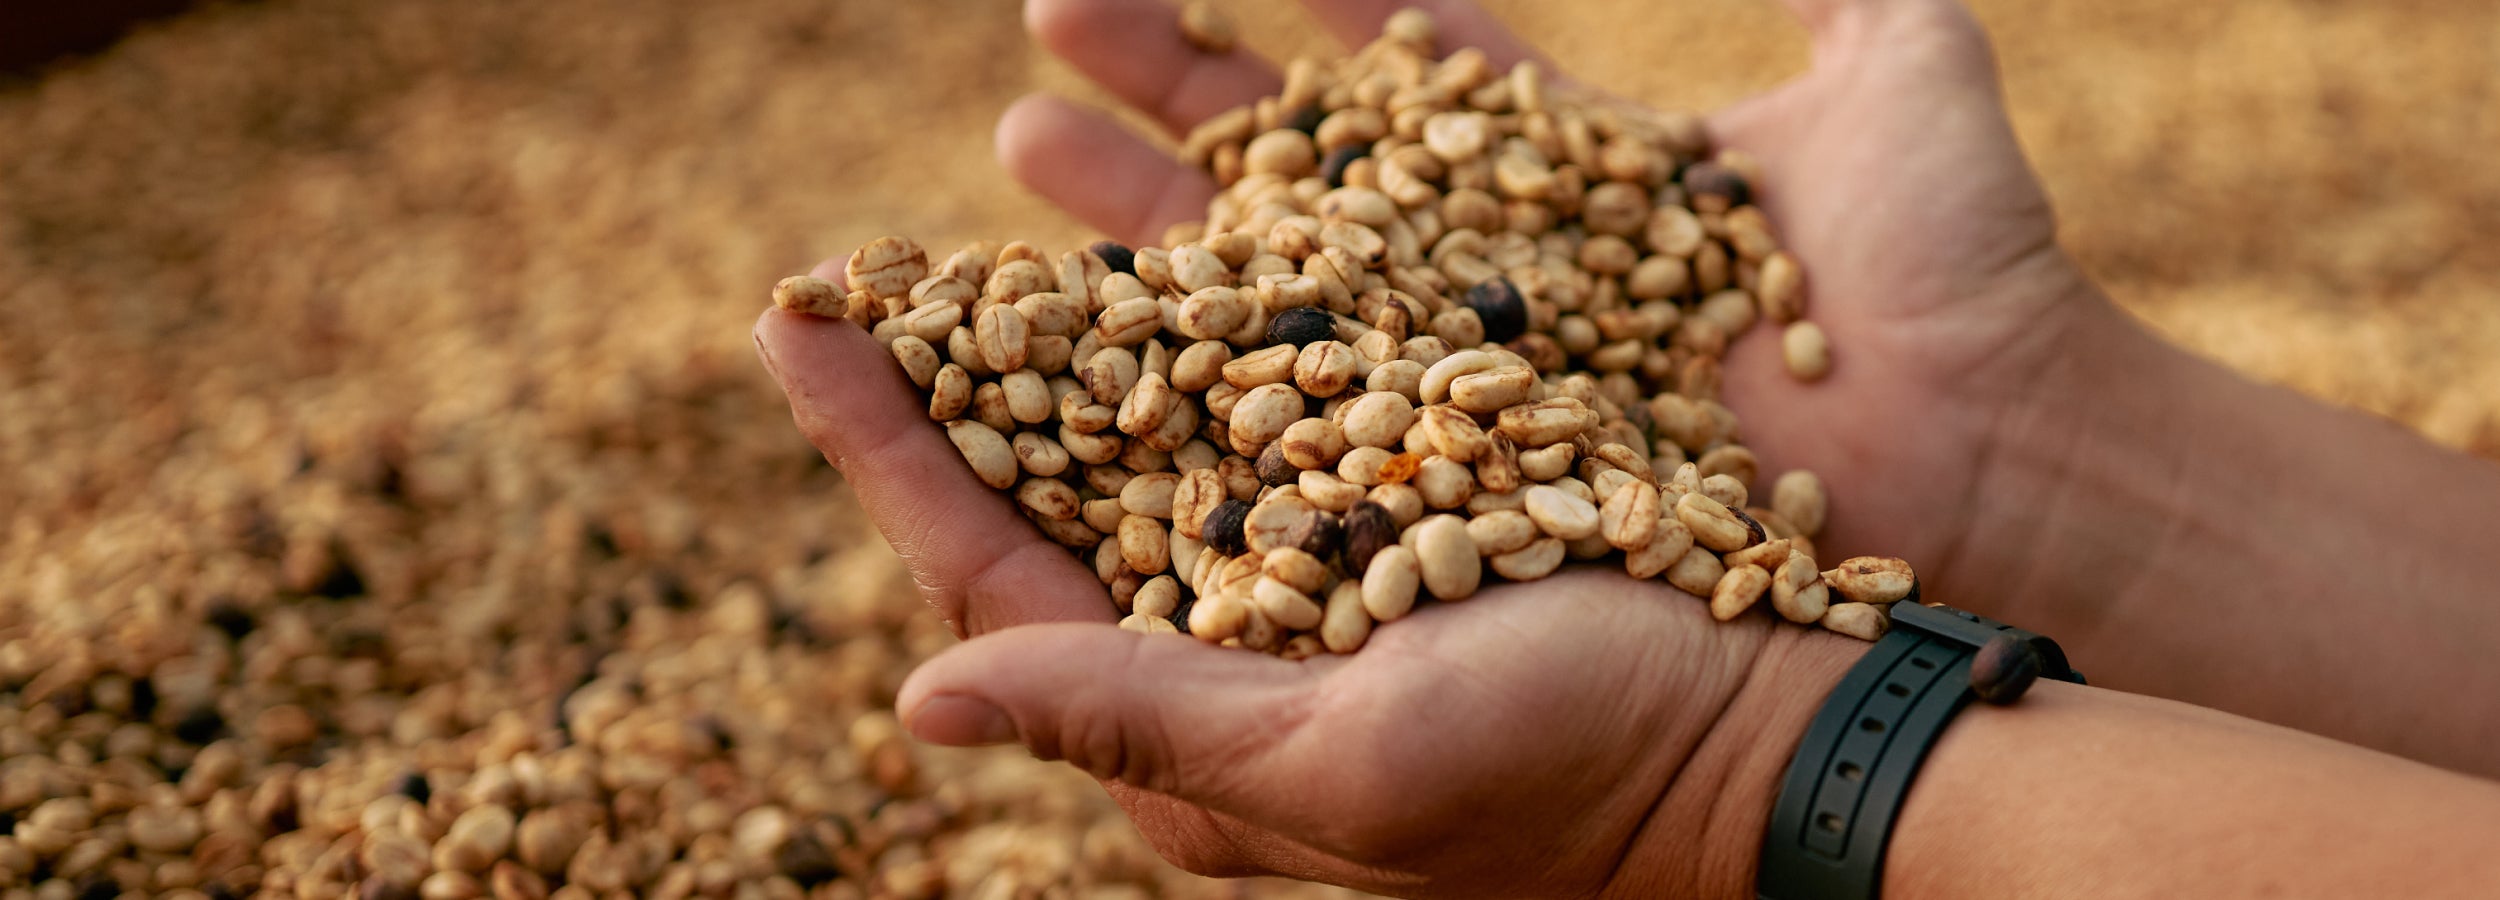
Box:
775;8;1916;657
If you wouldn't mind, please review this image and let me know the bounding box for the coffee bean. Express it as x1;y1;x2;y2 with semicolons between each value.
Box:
1088;240;1135;277
1320;144;1370;188
1267;306;1337;347
1285;104;1326;135
1202;499;1253;556
1971;634;2044;704
1681;161;1750;212
1464;277;1529;343
1256;441;1299;487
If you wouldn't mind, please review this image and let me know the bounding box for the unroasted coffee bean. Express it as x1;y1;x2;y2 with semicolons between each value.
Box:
1089;240;1136;277
1823;602;1889;640
1202;499;1253;556
1680;161;1750;212
1411;515;1480;600
1709;563;1772;621
1970;634;2044;704
1824;556;1917;604
1256;441;1299;487
1282;509;1343;559
1267;306;1337;347
1463;277;1529;343
1341;500;1397;572
1319;144;1369;188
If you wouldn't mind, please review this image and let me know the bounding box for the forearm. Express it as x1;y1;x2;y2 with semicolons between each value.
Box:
1891;680;2500;899
1958;298;2500;774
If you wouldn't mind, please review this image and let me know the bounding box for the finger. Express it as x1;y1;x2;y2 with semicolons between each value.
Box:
996;94;1219;247
1294;0;1546;68
754;288;1112;637
899;623;1315;812
1026;0;1281;134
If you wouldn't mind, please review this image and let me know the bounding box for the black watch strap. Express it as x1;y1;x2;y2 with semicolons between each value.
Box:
1757;603;2083;900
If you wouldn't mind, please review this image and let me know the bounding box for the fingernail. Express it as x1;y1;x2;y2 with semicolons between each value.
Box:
903;694;1017;746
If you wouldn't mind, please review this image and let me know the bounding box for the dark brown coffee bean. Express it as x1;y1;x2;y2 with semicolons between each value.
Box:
1341;500;1397;574
1730;504;1769;548
1970;634;2043;704
1283;509;1343;559
1256;441;1299;487
1089;240;1136;277
1203;499;1253;556
1320;144;1369;188
1681;161;1750;211
1464;277;1528;343
1268;306;1337;347
1285;104;1326;135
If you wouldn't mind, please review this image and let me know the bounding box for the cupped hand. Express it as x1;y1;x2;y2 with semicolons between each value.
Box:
754;0;2109;892
755;269;1848;895
998;0;2127;599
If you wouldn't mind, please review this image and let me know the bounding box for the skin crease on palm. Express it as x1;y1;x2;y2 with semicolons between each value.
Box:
750;0;2136;895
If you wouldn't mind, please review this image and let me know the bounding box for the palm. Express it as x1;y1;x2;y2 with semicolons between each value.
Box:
1704;1;2090;571
1138;570;1773;895
756;0;2085;892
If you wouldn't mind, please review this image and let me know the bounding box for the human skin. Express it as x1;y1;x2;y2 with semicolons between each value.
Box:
979;0;2500;777
752;0;2500;894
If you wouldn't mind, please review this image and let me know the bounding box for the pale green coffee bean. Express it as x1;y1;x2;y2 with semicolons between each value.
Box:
1419;350;1496;404
1599;481;1661;551
1415;405;1490;462
1012;432;1071;478
942;420;1020;490
1320;581;1373;654
1252;576;1324;630
1222;344;1300;389
889;335;942;388
929;364;972;421
1490;537;1566;581
1710;564;1771;621
1824;557;1916;605
1412;515;1481;600
1700;473;1749;510
1463;510;1537;556
1448;366;1535;413
1674;491;1752;553
1822;602;1887;640
1523;484;1601;540
1770;554;1827;624
1361;545;1422;621
1664;543;1725;596
1624;518;1694;579
1017;478;1082;521
1772;469;1828;537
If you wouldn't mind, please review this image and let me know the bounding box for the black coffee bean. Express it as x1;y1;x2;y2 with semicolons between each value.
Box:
1319;144;1369;188
393;771;431;804
1202;499;1254;556
1284;510;1343;559
777;827;848;887
1680;161;1750;210
1285;104;1326;135
1256;442;1299;487
1341;501;1397;574
1970;634;2044;704
1267;306;1337;347
172;705;226;744
1464;277;1528;343
1089;240;1136;278
204;600;257;641
1167;596;1195;635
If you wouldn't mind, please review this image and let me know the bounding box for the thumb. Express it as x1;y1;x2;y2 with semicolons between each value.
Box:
897;623;1316;808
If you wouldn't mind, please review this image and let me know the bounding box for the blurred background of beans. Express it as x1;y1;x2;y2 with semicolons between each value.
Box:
0;0;2494;897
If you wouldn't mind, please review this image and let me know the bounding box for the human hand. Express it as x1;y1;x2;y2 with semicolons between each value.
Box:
998;0;2133;601
755;275;1853;896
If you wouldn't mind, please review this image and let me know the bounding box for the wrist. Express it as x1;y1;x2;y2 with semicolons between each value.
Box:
1601;625;1870;900
1946;287;2209;633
